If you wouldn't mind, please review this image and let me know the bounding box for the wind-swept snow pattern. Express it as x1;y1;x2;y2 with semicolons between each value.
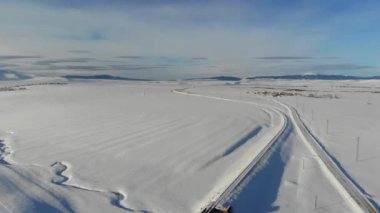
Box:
0;80;276;212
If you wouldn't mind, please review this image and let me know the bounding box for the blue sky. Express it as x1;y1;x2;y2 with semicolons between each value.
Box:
0;0;379;79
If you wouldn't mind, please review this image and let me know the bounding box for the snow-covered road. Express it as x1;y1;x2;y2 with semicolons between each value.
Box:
175;87;377;213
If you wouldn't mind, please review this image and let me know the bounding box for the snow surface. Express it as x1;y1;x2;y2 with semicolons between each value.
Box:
0;80;279;212
276;80;380;207
1;78;379;212
185;83;368;212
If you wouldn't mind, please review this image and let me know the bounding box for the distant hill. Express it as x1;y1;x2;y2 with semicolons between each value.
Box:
0;70;31;81
186;76;241;81
247;74;380;80
64;74;151;81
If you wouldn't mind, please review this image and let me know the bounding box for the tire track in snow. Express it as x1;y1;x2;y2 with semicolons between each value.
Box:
51;161;133;211
87;118;190;154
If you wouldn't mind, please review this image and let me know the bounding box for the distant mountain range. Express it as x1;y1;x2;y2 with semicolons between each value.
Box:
247;74;380;80
185;74;380;81
4;71;379;82
0;70;31;80
64;74;380;81
185;76;242;81
64;74;151;81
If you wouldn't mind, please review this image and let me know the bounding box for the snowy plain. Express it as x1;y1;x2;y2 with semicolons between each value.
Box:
0;78;379;213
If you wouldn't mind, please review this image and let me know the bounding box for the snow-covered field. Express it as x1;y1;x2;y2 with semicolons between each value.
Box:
0;78;379;213
276;80;380;208
199;79;380;212
0;79;280;212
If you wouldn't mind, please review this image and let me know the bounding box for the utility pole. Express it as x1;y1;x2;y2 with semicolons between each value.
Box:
302;103;305;111
312;109;314;121
356;136;360;161
315;195;318;210
326;119;329;134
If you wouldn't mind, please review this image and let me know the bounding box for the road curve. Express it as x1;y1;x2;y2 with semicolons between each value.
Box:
172;89;289;213
174;88;378;213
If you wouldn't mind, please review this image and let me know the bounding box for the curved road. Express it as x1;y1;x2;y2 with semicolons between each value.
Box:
173;89;288;212
174;88;378;213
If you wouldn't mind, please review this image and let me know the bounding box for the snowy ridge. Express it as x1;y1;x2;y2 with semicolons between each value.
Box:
248;74;380;80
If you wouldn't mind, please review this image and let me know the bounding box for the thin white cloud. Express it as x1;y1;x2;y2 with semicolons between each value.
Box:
0;0;378;78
